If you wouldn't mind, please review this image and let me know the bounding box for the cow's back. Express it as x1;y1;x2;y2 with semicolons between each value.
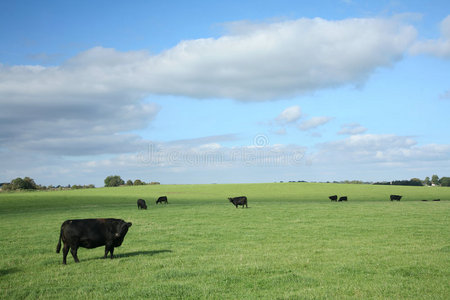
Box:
61;219;110;249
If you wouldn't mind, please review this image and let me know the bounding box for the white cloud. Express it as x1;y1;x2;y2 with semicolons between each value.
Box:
0;100;160;156
276;105;302;124
324;134;416;151
4;132;449;186
273;128;287;135
0;17;416;104
338;123;368;135
313;134;450;164
299;116;333;131
410;15;450;58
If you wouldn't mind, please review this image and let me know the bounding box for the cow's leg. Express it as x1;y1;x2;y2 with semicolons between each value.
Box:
104;243;114;259
62;243;69;265
104;245;110;259
70;245;80;263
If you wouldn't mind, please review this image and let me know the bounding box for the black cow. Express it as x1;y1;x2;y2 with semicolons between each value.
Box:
56;218;132;264
432;199;441;201
329;195;338;202
390;195;402;201
137;199;147;209
228;196;248;208
156;196;168;204
338;196;348;202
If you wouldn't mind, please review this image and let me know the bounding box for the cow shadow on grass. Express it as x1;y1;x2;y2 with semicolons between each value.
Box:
0;267;20;277
82;249;172;262
115;249;172;258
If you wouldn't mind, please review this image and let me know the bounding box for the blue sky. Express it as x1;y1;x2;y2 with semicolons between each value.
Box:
1;0;449;186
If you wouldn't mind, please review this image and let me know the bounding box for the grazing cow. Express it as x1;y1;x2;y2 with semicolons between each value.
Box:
56;218;132;264
228;196;248;208
338;196;348;202
329;195;338;202
390;195;402;201
137;199;147;210
421;199;428;201
156;196;168;204
432;199;441;201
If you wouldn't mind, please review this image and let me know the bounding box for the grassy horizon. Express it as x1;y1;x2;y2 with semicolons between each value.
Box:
1;183;449;299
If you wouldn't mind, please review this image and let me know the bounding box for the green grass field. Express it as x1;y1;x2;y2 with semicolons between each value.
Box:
1;183;449;299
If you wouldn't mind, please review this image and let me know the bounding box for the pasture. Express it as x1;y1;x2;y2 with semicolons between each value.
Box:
0;183;449;299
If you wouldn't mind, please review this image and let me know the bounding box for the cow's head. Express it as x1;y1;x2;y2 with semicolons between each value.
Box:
113;222;131;247
114;222;132;240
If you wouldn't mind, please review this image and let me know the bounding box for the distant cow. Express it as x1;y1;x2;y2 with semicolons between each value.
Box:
432;199;441;201
329;195;338;202
56;218;132;264
156;196;168;204
338;196;348;202
228;196;248;208
390;195;402;201
137;199;147;209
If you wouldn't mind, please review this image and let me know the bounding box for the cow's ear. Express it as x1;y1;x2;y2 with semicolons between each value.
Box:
127;222;132;227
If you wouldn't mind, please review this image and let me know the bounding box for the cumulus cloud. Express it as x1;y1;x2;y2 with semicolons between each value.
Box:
410;15;450;58
111;140;308;171
0;98;159;156
276;105;302;124
0;17;416;103
313;134;450;166
299;116;333;131
338;123;368;135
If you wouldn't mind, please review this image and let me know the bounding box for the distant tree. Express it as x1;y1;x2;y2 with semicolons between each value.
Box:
1;183;12;191
133;179;144;186
431;175;440;185
23;177;37;189
440;177;450;187
104;175;125;187
126;180;133;186
423;176;431;186
391;179;422;186
9;177;37;190
410;178;423;186
10;178;25;190
373;181;391;185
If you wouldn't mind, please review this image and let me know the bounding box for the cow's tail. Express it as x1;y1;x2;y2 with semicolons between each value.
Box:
56;224;63;253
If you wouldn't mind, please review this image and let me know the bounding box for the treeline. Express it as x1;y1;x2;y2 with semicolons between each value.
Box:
0;177;96;191
374;175;450;187
0;175;161;192
2;174;450;192
104;175;160;187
